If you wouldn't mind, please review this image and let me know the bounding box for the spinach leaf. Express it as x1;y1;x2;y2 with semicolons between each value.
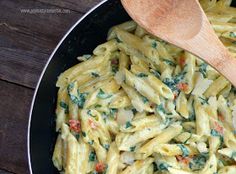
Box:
158;163;171;171
103;144;110;151
151;41;157;48
150;69;161;78
211;129;224;145
177;144;189;157
77;90;88;108
136;73;148;78
125;121;132;128
229;32;236;38
156;104;166;114
161;58;176;67
91;72;100;78
97;89;112;99
89;151;96;162
59;101;69;114
199;63;208;78
189;153;209;171
141;96;149;103
129;146;136;152
198;96;209;105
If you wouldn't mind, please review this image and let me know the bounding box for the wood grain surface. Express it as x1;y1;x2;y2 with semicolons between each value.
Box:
0;0;102;173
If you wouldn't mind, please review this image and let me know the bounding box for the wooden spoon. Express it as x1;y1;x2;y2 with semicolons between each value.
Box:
121;0;236;86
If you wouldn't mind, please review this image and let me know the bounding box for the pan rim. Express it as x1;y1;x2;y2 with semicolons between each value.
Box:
27;0;109;173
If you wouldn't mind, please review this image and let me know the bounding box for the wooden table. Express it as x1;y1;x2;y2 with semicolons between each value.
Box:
0;0;102;173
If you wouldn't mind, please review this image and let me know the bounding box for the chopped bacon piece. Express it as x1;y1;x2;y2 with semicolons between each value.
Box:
176;155;191;165
95;162;106;173
88;119;98;129
214;121;224;134
178;56;186;68
69;120;81;133
177;83;188;92
218;113;225;122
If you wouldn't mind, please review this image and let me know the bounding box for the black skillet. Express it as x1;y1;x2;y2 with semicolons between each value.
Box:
28;0;236;173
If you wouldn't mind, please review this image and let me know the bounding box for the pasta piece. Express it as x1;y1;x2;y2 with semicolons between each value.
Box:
56;87;69;131
120;158;154;174
107;21;137;40
218;166;236;174
77;139;90;174
176;92;189;119
137;123;183;159
93;39;118;55
52;135;63;171
119;51;130;69
56;54;110;87
123;68;161;104
153;144;198;156
65;133;78;174
204;76;230;97
106;142;120;174
114;28;160;65
218;148;236;161
121;83;153;112
194;96;211;136
116;125;165;151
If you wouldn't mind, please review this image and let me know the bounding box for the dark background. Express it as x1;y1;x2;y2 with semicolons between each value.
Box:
0;1;102;173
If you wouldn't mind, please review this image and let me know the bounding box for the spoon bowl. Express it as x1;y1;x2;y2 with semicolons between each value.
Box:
121;0;236;86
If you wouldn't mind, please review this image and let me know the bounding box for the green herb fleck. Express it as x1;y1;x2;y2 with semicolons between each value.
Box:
189;153;209;171
109;108;118;118
198;96;209;105
161;58;176;67
131;108;137;115
150;69;161;78
82;131;86;137
125;121;132;128
141;96;149;103
103;144;110;151
199;63;208;78
158;163;170;171
153;162;158;172
229;32;236;38
210;129;224;145
136;73;148;78
156;104;166;114
129;146;136;152
183;133;192;144
231;151;236;159
151;41;158;48
59;101;69;114
67;82;74;92
87;110;95;117
89;151;96;162
91;72;100;78
163;71;187;92
88;140;94;145
75;134;80;140
95;104;102;108
174;71;187;83
77;90;88;108
97;89;112;99
177;144;189;157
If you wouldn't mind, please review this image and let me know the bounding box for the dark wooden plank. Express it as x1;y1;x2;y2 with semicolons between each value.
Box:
0;169;14;174
0;0;84;88
0;80;33;174
36;0;103;13
0;48;48;89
